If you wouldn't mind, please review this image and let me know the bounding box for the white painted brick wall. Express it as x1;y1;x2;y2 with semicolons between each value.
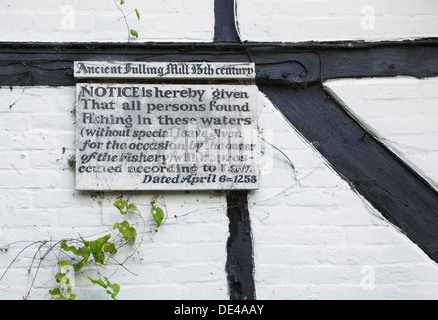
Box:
250;91;438;299
324;77;438;192
1;0;438;43
2;85;438;299
0;87;229;300
0;0;214;42
1;0;438;301
237;0;438;42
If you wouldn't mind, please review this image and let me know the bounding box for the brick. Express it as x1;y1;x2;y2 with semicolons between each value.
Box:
25;188;94;209
256;264;363;285
237;0;438;42
0;13;34;32
118;284;180;300
140;242;227;265
176;282;228;300
345;226;406;245
254;226;347;245
0;0;214;42
325;77;438;192
53;206;103;228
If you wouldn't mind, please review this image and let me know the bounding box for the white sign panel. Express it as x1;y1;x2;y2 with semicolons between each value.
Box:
74;61;256;80
75;83;259;191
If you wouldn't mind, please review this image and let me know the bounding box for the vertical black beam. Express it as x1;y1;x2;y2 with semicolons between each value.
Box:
215;0;253;299
226;191;256;300
214;0;240;43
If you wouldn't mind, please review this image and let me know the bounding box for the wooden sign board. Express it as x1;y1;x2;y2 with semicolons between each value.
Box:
75;83;259;191
74;61;256;80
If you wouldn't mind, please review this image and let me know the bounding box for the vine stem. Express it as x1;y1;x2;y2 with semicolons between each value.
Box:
1;199;162;300
159;192;169;226
24;241;48;300
113;0;132;61
0;241;43;282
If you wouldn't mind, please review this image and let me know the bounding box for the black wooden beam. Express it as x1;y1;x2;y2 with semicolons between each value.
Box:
260;84;438;262
226;191;255;300
1;41;438;87
214;0;240;43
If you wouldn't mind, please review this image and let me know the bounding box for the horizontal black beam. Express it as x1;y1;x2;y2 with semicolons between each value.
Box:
2;38;438;50
261;84;438;262
1;40;438;87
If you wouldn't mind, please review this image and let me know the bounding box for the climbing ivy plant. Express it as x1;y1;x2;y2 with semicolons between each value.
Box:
47;198;162;300
0;198;165;300
115;0;141;39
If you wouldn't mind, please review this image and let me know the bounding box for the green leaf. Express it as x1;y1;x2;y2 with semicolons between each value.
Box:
110;283;120;296
87;276;107;289
89;234;111;264
80;236;90;246
62;244;79;256
89;234;111;253
135;8;140;20
61;241;80;255
49;288;61;296
130;29;139;38
151;205;164;227
104;242;117;255
79;247;91;266
114;221;136;244
128;203;137;211
120;0;125;4
59;260;71;271
88;276;119;300
74;261;84;272
62;241;91;266
105;277;120;300
114;200;128;214
55;273;65;282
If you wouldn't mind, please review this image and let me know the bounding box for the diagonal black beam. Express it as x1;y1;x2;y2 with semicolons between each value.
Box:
260;84;438;262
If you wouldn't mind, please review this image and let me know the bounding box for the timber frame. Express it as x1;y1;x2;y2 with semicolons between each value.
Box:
1;0;438;300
